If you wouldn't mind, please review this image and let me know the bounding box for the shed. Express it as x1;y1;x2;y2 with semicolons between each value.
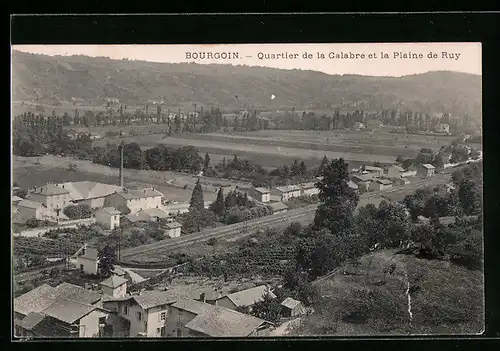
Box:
280;297;306;318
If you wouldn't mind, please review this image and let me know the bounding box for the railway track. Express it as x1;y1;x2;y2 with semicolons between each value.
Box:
120;174;450;261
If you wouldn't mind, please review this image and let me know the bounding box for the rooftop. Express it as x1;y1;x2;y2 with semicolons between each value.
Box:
391;165;406;172
78;247;99;261
56;181;123;201
253;187;270;194
364;165;383;172
134;290;187;310
117;188;164;200
100;275;128;289
173;298;270;337
41;299;99;324
222;285;277;308
422;164;436;169
31;184;70;196
165;221;182;229
97;207;121;215
140;208;169;219
276;185;301;193
281;297;302;309
17;199;44;209
300;182;317;189
352;174;375;182
376;179;393;185
16;312;46;331
269;202;288;212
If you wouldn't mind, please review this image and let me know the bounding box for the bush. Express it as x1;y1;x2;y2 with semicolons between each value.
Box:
63;204;92;219
207;238;218;246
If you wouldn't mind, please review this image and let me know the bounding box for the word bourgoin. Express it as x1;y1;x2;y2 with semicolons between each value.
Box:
185;52;240;60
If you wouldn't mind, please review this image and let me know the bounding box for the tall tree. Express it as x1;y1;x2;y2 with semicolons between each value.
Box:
204;152;210;171
98;245;116;278
189;179;205;211
313;158;359;234
210;187;225;215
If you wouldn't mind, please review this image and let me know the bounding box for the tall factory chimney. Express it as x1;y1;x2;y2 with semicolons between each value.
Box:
119;141;124;188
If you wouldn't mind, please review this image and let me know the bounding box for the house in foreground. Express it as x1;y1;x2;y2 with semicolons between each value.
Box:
55;181;123;209
280;297;306;318
14;282;128;338
73;244;100;275
214;285;277;312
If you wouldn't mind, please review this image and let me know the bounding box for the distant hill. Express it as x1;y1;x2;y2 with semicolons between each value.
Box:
12;50;481;120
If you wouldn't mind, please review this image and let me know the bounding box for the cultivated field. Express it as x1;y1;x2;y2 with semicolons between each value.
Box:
294;249;484;335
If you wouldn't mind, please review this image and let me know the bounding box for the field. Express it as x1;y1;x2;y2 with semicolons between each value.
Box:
293;249;484;336
96;129;462;170
13;156;218;203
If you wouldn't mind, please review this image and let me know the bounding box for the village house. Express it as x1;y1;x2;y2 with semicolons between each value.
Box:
386;165;406;179
101;290;185;337
280;297;306;318
105;188;164;215
165;221;182;238
28;184;72;219
214;285;277;312
95;207;121;230
352;174;375;191
369;178;393;192
300;182;319;197
169;298;272;337
362;165;384;176
74;244;100;276
122;208;170;226
248;187;271;203
273;185;301;202
56;181;123;209
269;201;289;214
14;199;46;223
14;282;126;338
195;289;224;305
401;169;418;178
100;275;128;298
418;164;436;178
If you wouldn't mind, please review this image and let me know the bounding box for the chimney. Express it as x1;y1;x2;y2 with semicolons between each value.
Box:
200;293;206;303
119;142;124;188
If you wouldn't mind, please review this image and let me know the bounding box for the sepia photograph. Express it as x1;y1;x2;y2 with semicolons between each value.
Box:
11;42;483;338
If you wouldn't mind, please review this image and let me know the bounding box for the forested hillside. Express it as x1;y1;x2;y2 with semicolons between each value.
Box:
12;50;481;121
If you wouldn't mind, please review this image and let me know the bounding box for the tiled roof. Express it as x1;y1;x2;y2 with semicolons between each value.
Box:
165;221;182;229
54;282;102;305
180;299;270;337
223;285;276;308
100;275;128;289
117;188;164;200
253;187;270;194
32;184;70;196
269;202;288;212
16;312;46;330
14;284;60;316
98;207;121;215
17;199;44;209
42;299;98;324
276;185;301;193
281;297;302;309
134;290;186;310
56;181;123;201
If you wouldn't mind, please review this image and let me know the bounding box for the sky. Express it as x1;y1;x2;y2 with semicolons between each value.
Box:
13;43;481;77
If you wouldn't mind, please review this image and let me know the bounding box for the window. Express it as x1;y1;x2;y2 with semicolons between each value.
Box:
156;328;161;335
176;329;182;337
160;327;166;337
137;312;142;321
123;306;129;315
160;312;166;321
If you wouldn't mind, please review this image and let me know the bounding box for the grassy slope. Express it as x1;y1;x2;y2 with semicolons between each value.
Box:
12;50;481;119
294;250;484;336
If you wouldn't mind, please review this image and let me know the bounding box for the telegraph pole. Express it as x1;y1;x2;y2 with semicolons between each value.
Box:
118;141;124;188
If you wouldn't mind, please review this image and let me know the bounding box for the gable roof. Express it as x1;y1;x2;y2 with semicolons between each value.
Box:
117;188;164;200
165;221;182;229
364;165;383;172
222;285;276;308
41;299;98;324
56;181;123;201
100;275;128;289
269;202;288;212
253;187;270;194
134;290;186;310
276;185;301;193
281;297;302;309
78;247;99;261
54;282;102;305
14;284;60;316
97;207;121;216
17;199;45;209
16;312;46;330
31;184;70;196
172;298;271;337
